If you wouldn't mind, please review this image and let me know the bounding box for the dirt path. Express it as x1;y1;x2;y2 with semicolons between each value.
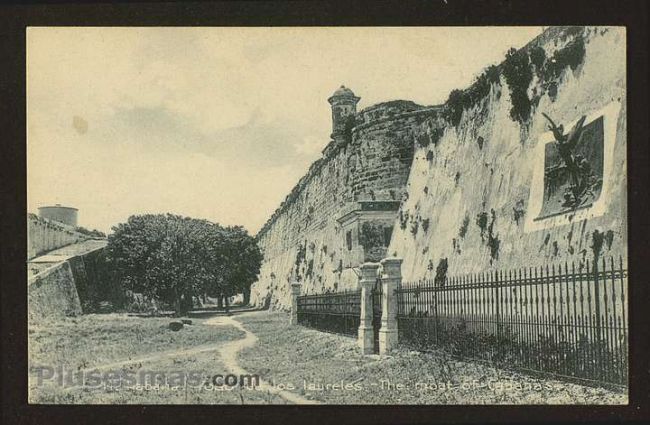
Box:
205;312;320;405
59;312;318;404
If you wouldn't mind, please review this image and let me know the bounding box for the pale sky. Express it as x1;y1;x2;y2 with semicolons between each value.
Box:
27;26;543;234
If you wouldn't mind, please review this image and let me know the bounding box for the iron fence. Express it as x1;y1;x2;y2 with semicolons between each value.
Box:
396;256;628;386
297;289;362;337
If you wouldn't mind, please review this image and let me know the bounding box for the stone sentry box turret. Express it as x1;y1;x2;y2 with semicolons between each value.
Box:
252;85;438;307
327;85;360;144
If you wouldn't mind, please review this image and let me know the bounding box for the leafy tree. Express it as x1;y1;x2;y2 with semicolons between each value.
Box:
221;226;263;305
106;214;261;315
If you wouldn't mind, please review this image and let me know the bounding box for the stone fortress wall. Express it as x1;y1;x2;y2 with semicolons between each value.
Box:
28;261;83;322
251;26;626;309
27;213;89;260
27;205;112;321
251;95;437;308
391;26;626;282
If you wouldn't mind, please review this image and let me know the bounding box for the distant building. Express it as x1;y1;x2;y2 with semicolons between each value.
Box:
38;204;78;227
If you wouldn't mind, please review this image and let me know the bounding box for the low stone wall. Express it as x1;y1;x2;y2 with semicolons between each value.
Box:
27;214;88;259
28;261;83;323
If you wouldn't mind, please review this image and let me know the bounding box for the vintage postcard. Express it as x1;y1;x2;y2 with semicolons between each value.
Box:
26;26;628;405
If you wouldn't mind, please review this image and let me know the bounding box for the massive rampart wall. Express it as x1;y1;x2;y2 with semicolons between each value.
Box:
252;26;626;309
28;261;83;322
390;26;627;281
251;103;436;308
28;244;110;322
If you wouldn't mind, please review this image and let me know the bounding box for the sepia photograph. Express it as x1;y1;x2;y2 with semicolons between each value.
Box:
25;25;629;406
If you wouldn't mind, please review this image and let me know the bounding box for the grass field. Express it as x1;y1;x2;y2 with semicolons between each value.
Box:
28;314;285;404
236;311;628;405
29;314;245;370
27;311;627;404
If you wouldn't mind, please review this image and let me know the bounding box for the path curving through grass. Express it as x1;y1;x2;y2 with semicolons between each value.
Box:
205;313;321;405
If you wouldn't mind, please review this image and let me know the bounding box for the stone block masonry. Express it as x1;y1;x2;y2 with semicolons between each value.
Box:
28;239;109;322
252;26;627;310
251;93;437;309
28;261;83;322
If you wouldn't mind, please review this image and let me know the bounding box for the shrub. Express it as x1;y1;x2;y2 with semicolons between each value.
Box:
502;47;534;124
543;37;586;81
410;219;419;236
443;66;500;127
476;211;489;240
458;215;470;238
434;258;448;286
444;89;466;127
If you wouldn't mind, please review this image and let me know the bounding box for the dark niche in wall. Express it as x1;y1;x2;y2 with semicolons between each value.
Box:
360;221;392;262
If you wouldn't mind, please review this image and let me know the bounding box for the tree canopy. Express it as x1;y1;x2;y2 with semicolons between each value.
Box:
106;214;262;315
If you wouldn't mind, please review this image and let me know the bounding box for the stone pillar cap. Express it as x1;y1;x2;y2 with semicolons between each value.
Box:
380;257;402;279
380;257;403;265
359;262;381;281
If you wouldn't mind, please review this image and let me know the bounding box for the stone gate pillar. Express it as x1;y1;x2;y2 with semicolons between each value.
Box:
379;257;402;354
358;262;380;354
290;281;301;325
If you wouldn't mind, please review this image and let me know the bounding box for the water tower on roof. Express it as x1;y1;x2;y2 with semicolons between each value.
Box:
38;204;78;227
328;85;360;141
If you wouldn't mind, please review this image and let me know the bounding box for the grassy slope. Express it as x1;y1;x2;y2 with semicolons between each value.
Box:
237;311;627;405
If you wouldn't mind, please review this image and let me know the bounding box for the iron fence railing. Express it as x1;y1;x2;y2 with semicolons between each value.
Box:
297;289;362;337
396;256;628;387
